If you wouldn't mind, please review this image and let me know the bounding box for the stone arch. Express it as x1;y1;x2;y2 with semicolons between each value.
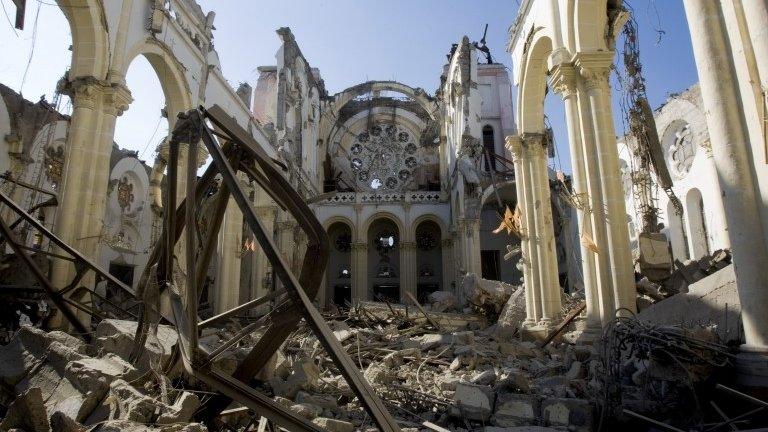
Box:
331;81;437;120
122;39;194;124
413;218;443;302
410;214;449;242
56;0;109;79
366;214;403;302
361;212;406;242
518;31;553;133
324;219;354;307
572;0;612;52
322;216;357;241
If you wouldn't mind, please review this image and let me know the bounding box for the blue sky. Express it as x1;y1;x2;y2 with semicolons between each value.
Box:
0;0;698;173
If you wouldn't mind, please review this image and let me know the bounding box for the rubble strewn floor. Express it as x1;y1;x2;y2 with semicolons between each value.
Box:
0;273;763;432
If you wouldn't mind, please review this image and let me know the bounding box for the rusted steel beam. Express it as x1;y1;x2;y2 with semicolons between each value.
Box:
0;211;90;338
198;288;286;329
197;106;400;431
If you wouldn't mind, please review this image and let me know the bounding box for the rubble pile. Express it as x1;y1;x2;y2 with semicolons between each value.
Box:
256;298;596;432
636;249;732;310
0;321;206;432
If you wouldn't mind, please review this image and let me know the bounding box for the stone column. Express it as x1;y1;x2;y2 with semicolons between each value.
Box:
441;238;454;292
351;241;368;302
574;74;615;325
252;203;276;314
551;65;602;336
506;135;539;327
50;78;131;328
524;133;562;326
575;53;636;315
400;241;417;302
685;0;768;378
215;196;243;314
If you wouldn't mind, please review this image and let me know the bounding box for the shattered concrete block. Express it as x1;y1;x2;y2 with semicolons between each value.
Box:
452;381;494;421
498;342;538;359
452;331;475;346
541;398;592;431
495;369;530;393
494;393;542;427
50;411;85;432
108;379;158;423
290;402;322;420
296;391;338;409
450;345;478;371
0;387;50;432
95;319;178;370
268;376;303;399
427;291;457;312
312;417;355;432
157;391;200;424
471;369;497;386
439;374;460;391
419;333;451;350
364;363;393;385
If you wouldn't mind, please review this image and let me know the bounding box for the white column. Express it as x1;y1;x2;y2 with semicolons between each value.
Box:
576;54;636;315
525;133;562;326
215;197;243;314
551;65;602;336
506;135;537;327
441;238;454;292
574;75;615;325
50;79;131;329
684;0;768;358
401;241;417;302
351;242;368;303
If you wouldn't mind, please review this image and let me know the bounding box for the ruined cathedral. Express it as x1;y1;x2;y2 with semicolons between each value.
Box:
0;0;767;431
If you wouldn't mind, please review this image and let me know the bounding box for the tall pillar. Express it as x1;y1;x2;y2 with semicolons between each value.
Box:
215;196;243;314
550;65;602;336
50;78;131;328
252;203;276;314
574;74;615;325
400;241;417;302
684;0;768;378
507;135;539;327
524;133;562;326
351;241;368;302
441;238;454;293
576;54;636;315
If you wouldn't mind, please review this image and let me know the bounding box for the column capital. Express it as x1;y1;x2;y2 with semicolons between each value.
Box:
505;135;524;160
401;241;417;250
351;241;368;251
549;63;578;98
58;76;133;113
441;238;453;247
102;83;133;116
572;51;614;90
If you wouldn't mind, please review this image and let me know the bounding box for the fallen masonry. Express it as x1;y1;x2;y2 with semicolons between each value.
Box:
0;275;759;432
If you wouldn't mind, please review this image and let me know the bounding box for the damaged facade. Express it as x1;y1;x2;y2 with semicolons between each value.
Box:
0;0;767;431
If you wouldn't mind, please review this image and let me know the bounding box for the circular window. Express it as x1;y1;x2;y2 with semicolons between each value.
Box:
348;121;421;192
664;122;696;178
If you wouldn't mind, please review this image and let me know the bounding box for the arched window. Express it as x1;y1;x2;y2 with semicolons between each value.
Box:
667;200;690;262
482;125;496;171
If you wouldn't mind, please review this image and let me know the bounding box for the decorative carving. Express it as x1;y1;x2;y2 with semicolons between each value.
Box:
43;145;64;189
117;176;135;211
348;120;421;192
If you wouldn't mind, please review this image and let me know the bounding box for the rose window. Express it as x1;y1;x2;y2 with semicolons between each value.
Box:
667;123;696;177
349;122;420;191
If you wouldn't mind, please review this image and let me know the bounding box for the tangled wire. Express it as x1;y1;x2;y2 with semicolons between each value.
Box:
595;310;735;431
